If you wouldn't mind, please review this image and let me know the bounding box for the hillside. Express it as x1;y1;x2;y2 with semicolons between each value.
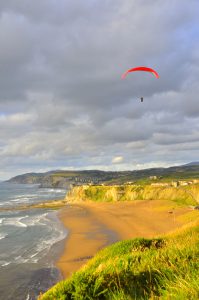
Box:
39;220;199;300
6;163;199;188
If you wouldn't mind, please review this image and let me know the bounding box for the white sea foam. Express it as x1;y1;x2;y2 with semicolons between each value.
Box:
0;218;4;224
1;213;50;229
0;210;67;266
22;213;48;226
10;197;31;203
9;194;38;199
10;199;21;202
0;235;67;265
14;256;29;264
0;261;11;267
2;216;28;227
26;294;30;300
35;227;67;257
32;218;66;262
0;233;8;240
30;252;39;258
0;201;10;206
46;188;65;193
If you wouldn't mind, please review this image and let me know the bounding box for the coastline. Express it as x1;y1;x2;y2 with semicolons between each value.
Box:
56;199;192;279
56;203;119;278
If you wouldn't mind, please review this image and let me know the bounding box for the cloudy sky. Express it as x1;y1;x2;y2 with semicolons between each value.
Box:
0;0;199;179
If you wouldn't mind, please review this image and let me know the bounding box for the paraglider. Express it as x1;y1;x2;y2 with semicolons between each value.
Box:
121;66;159;79
121;66;159;102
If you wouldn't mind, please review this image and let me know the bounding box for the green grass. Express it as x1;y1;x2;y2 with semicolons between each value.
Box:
84;186;109;202
39;221;199;300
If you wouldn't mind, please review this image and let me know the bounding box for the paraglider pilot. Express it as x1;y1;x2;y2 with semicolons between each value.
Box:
121;66;159;104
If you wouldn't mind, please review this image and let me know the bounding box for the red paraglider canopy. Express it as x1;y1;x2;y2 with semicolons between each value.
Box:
121;66;159;79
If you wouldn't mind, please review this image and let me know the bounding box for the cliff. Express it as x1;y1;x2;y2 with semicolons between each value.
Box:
65;184;199;205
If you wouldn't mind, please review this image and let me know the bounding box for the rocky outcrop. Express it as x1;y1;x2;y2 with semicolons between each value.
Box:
7;173;71;188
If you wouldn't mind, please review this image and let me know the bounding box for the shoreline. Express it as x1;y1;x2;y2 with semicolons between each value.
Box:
56;200;193;279
56;203;119;278
0;198;67;212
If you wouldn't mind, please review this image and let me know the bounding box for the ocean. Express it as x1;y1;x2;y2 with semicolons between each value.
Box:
0;182;68;300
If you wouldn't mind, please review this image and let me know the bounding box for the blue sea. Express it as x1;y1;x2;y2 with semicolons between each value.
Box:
0;182;68;300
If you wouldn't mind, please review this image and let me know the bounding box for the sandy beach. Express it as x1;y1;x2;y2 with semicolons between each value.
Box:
56;199;193;279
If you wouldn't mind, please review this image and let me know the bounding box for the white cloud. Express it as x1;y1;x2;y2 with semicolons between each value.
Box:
0;112;35;125
112;156;124;164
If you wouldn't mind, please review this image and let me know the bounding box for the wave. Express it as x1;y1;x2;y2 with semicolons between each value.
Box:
14;256;29;264
26;294;30;300
10;198;29;204
21;213;48;226
0;227;67;265
2;216;29;227
0;201;11;206
9;194;38;199
0;261;11;267
47;188;66;193
1;213;49;228
0;233;8;240
10;196;38;203
0;211;67;267
33;228;67;261
0;212;53;228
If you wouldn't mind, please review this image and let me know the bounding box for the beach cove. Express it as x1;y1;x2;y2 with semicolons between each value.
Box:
56;199;195;279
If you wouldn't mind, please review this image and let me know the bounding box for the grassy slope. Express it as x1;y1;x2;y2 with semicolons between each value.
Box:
39;220;199;300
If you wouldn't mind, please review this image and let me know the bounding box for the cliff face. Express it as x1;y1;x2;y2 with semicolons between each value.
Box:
39;176;71;188
7;173;71;188
65;184;199;205
7;173;43;184
65;185;89;202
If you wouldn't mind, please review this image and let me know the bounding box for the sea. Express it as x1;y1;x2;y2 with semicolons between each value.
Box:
0;182;68;300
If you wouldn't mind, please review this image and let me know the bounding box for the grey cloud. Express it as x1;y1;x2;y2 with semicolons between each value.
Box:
0;0;199;179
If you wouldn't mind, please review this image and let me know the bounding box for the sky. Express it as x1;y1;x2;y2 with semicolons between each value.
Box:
0;0;199;180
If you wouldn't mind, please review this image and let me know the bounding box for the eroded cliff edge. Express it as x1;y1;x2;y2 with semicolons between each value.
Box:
65;184;199;206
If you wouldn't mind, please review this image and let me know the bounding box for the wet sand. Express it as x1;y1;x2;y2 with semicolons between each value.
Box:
56;200;192;279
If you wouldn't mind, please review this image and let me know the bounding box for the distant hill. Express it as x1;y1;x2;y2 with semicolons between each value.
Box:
6;163;199;188
6;170;121;188
184;161;199;166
